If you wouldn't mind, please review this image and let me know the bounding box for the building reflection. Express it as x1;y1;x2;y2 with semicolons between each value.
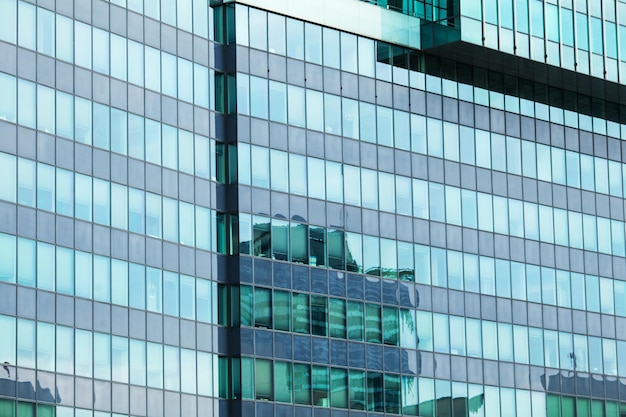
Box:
0;367;61;404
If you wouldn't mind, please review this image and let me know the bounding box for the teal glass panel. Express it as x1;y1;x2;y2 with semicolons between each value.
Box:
526;264;541;303
94;333;111;380
74;97;93;145
255;287;272;328
75;251;93;299
162;125;178;170
541;267;556;305
412;179;429;220
36;242;55;291
0;234;16;283
363;235;380;276
0;0;16;43
586;274;600;312
75;329;93;377
145;119;162;165
349;370;366;410
197;279;213;324
18;2;35;49
365;304;382;344
56;325;73;374
17;238;36;287
54;168;72;217
37;322;56;372
146;193;162;239
128;188;145;234
253;216;271;258
147;342;163;388
466;318;482;358
556;270;571;308
367;372;384;412
110;33;127;82
146;267;162;313
399;309;417;349
17;158;35;207
414;244;430;285
111;184;128;230
0;73;16;123
129;339;146;386
37;404;55;417
322;27;340;68
178;130;194;175
326;161;343;203
359;102;377;143
163;197;178;242
92;27;109;75
17;403;34;417
35;163;54;212
178;58;193;103
75;173;92;221
164;345;180;391
286;18;304;59
294;363;311;404
256;359;273;400
341;97;359;140
197;351;214;397
179;274;195;320
162;272;179;317
56;246;74;295
17;319;37;368
93;255;111;302
307;158;326;200
0;315;16;367
110;108;128;155
311;296;327;336
275;361;292;403
129;263;146;310
379;172;396;213
111;259;128;306
383;306;399;346
250;76;268;119
306;90;323;131
272;219;289;261
331;368;348;408
179;201;195;246
126;39;144;86
347;300;364;341
274;290;291;331
397;241;414;282
288;85;305;127
181;348;197;394
344;165;361;206
269;81;287;124
495;259;511;298
376;106;393;146
251;145;269;188
17;79;35;129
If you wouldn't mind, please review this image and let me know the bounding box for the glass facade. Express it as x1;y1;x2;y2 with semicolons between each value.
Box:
2;0;626;416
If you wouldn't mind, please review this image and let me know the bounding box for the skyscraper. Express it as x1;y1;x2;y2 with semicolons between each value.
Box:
1;0;626;416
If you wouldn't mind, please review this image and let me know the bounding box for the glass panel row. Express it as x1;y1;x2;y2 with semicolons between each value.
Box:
226;284;626;375
225;356;626;416
239;160;626;254
238;76;626;200
0;233;218;322
0;152;227;250
238;214;626;314
235;4;626;136
0;315;217;396
0;1;213;105
0;72;229;180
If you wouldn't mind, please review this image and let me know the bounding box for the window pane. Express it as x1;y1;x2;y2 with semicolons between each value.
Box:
0;73;17;122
